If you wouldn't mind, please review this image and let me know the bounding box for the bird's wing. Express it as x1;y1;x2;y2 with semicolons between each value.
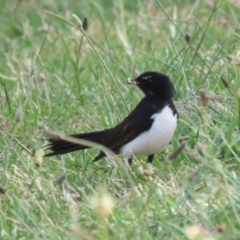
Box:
93;98;155;161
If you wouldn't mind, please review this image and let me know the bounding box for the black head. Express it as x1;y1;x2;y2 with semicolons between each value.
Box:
128;71;175;99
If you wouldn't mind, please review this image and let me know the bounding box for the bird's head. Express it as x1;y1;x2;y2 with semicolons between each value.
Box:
128;71;175;99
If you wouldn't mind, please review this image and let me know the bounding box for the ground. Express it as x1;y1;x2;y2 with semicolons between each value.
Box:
0;0;240;239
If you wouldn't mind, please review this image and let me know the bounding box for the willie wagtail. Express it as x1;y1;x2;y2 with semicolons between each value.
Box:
45;71;178;164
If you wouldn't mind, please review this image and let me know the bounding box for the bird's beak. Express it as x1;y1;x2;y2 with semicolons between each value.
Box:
127;78;138;84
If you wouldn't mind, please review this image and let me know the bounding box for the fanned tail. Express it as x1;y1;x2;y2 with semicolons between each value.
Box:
44;129;111;157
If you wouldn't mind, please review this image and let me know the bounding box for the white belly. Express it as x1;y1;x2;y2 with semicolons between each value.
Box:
120;105;177;158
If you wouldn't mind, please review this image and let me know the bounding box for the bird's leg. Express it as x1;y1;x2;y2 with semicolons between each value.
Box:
147;154;154;163
127;158;133;166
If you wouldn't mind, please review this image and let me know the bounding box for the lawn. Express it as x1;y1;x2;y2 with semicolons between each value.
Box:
1;0;240;239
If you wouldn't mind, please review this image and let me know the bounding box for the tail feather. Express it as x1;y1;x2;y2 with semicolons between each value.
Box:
44;129;111;157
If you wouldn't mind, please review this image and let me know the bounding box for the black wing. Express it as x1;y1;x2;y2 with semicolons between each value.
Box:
93;97;163;161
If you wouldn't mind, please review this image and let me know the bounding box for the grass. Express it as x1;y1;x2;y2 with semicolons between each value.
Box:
1;0;240;239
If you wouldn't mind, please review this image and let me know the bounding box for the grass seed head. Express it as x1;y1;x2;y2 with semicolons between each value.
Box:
90;187;114;218
83;17;88;31
14;106;23;122
200;90;209;107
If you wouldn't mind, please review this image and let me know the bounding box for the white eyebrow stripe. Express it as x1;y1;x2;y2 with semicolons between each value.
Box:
142;76;152;79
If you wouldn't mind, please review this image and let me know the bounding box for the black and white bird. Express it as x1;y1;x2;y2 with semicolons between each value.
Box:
45;71;178;164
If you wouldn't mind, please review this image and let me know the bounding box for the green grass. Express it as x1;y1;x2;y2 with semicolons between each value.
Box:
1;0;240;239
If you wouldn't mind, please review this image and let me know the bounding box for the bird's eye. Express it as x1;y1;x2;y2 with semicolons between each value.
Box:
148;90;153;95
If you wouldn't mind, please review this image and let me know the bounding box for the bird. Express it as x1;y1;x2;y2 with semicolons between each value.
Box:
45;71;178;164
